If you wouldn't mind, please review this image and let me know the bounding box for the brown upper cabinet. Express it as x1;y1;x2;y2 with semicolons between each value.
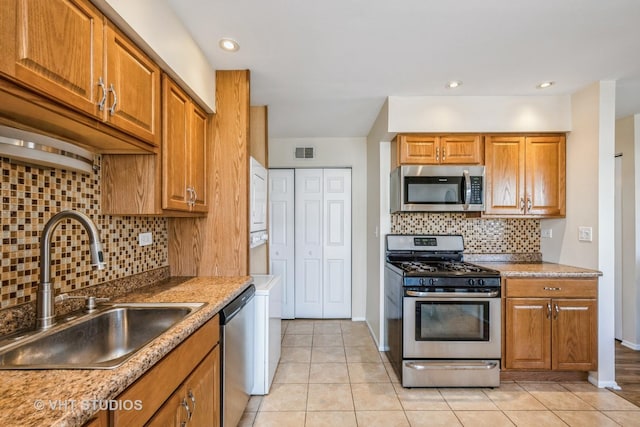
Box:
0;0;160;147
162;75;208;213
392;134;483;168
484;134;565;217
102;75;209;216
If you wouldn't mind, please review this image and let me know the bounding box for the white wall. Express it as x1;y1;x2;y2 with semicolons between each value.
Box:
615;114;640;349
541;81;617;388
92;0;216;112
365;101;394;348
388;95;571;132
269;137;367;320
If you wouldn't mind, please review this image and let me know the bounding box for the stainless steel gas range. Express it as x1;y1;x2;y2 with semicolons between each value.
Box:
384;234;501;387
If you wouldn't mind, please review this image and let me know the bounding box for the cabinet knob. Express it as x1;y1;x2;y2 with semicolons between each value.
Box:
520;198;525;211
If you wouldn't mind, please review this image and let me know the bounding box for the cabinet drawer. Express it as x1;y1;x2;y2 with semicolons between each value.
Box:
506;278;597;298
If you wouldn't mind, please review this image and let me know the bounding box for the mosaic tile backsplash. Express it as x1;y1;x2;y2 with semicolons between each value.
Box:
391;213;540;253
1;156;168;309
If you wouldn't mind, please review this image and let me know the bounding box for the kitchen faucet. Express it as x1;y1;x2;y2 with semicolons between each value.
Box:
36;210;106;330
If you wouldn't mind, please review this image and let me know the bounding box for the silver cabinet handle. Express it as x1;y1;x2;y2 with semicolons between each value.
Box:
527;197;532;211
186;187;195;207
547;303;552;319
181;398;191;424
188;390;196;417
192;188;198;205
554;303;559;320
108;83;117;115
97;77;107;111
442;147;446;161
543;287;562;291
435;146;440;162
520;197;525;211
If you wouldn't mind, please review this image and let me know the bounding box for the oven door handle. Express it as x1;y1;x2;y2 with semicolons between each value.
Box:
405;361;498;371
462;169;471;211
406;290;499;298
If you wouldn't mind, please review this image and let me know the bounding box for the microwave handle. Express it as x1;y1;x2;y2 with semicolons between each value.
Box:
463;169;471;210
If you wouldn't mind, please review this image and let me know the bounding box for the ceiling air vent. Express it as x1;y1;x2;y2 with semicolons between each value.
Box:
295;146;314;159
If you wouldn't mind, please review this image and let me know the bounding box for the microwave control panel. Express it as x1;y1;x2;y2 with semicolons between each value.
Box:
469;176;483;204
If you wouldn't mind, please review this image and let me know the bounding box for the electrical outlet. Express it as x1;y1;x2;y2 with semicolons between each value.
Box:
578;226;593;242
541;228;552;238
138;232;153;247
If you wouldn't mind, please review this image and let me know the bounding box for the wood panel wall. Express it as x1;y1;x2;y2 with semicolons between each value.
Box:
168;70;250;276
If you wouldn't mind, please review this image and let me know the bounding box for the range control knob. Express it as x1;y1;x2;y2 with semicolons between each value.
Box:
419;278;425;286
467;278;475;286
429;278;436;286
478;279;485;286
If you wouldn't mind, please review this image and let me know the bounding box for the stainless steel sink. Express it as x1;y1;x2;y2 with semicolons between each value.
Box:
0;302;205;369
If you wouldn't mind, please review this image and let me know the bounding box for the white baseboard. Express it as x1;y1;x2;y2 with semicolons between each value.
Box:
351;317;366;321
588;374;621;390
621;340;640;350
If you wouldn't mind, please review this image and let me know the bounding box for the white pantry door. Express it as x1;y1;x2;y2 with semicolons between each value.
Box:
295;168;351;318
268;169;296;319
322;169;352;318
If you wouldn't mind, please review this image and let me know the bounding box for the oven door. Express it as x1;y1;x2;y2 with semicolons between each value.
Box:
403;292;501;359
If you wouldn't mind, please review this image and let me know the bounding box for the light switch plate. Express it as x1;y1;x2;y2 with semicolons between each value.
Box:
541;228;552;238
578;226;593;242
138;232;153;246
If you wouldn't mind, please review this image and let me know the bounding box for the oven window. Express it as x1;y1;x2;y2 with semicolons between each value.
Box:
415;301;490;341
405;177;463;204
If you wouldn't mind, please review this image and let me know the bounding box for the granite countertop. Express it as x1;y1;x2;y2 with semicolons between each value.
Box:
473;261;602;278
0;276;252;427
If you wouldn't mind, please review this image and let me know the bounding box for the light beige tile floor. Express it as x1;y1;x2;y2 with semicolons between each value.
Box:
239;320;640;427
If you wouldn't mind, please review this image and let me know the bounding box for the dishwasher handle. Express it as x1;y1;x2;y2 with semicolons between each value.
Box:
220;284;255;324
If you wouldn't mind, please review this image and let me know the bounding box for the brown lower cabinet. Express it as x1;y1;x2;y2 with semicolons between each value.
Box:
101;315;220;427
504;278;597;371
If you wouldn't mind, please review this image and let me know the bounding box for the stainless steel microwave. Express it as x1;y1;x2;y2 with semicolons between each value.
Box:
390;165;485;213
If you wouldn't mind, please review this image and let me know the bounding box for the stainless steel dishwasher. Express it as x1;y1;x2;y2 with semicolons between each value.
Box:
220;284;255;427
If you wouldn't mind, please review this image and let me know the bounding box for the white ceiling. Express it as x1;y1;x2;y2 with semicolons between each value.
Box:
166;0;640;138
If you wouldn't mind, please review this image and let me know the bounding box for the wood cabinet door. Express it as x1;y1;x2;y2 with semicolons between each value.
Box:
505;298;551;369
398;135;439;164
162;76;190;211
105;23;160;146
525;136;566;216
552;299;598;371
1;0;104;117
182;348;217;427
440;135;483;164
188;102;209;212
484;136;526;215
145;390;185;427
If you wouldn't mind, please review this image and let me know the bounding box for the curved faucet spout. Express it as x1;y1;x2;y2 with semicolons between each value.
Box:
37;210;106;330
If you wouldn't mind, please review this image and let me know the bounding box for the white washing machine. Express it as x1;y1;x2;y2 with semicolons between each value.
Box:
251;274;282;394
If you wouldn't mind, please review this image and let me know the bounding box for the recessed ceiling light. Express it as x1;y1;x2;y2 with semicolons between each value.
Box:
446;80;462;89
537;81;554;89
219;38;240;52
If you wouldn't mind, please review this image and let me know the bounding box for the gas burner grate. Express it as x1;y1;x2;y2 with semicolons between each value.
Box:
437;261;485;273
399;262;438;273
